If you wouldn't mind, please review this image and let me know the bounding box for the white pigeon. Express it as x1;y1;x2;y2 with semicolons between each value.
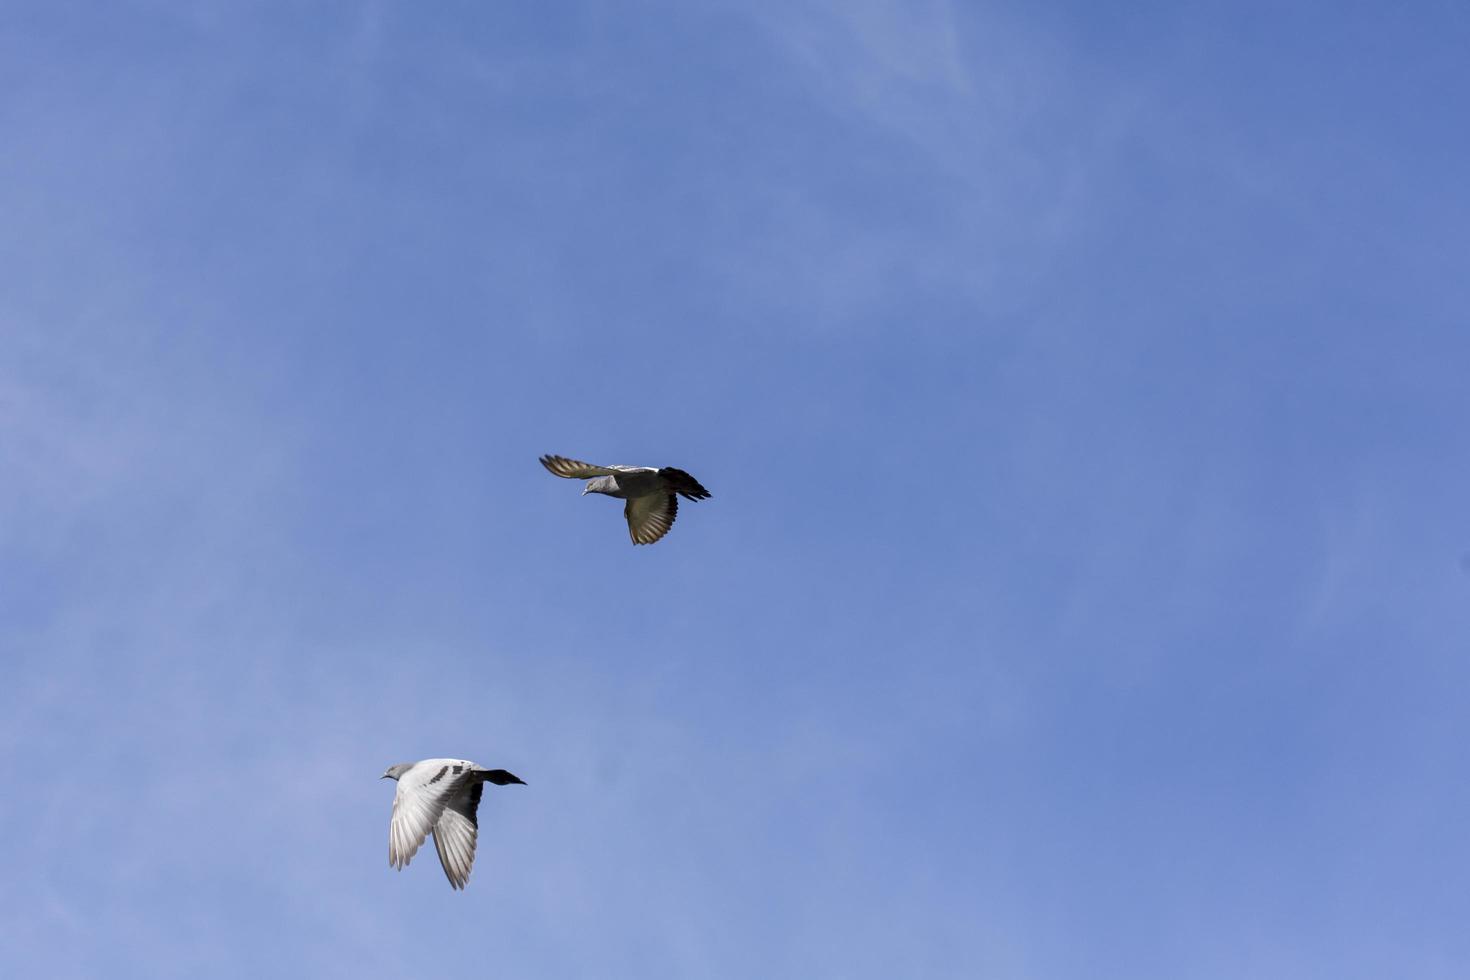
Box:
380;759;525;890
540;454;712;545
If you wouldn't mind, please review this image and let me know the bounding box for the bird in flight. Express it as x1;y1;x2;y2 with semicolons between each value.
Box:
540;454;712;545
381;759;525;890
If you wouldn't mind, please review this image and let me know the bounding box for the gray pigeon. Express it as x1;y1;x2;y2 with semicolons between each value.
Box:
380;759;525;890
540;454;712;545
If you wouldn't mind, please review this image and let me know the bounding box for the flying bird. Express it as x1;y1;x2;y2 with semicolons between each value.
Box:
380;759;525;890
540;454;712;545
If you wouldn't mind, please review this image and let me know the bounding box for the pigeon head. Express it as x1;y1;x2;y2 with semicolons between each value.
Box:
381;762;415;781
583;476;616;496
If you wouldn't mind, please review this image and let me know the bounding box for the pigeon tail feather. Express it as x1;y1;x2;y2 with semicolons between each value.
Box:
660;467;711;501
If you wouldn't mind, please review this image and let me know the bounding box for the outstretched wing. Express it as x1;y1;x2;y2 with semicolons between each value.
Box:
432;781;482;890
389;763;471;871
540;455;619;479
625;493;677;545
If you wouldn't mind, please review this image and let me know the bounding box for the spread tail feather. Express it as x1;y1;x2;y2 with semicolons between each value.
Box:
659;467;711;501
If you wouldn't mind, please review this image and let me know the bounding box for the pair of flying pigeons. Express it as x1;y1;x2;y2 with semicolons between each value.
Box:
382;453;712;890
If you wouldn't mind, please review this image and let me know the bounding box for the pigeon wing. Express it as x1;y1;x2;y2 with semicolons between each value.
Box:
625;493;677;545
389;763;469;871
432;781;483;890
540;455;619;479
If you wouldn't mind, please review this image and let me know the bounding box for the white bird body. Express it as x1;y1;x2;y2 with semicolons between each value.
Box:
381;758;525;890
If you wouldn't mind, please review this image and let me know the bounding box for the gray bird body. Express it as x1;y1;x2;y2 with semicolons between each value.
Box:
583;468;663;499
380;758;525;890
540;454;712;545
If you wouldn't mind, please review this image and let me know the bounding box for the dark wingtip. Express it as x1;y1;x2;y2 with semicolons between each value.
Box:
484;769;526;786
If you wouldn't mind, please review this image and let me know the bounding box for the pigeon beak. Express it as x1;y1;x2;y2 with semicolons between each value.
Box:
581;487;590;495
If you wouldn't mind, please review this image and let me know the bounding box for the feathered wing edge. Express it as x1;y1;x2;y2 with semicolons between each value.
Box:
389;771;459;871
432;782;482;890
625;493;677;545
540;454;617;479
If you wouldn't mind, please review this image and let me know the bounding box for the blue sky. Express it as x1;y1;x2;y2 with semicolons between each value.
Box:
3;1;1469;976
